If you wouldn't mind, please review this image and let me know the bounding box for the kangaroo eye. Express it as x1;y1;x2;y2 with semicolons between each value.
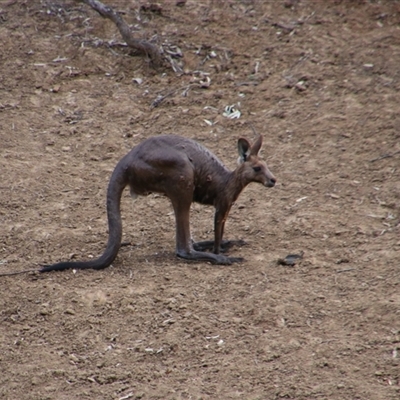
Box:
253;166;261;172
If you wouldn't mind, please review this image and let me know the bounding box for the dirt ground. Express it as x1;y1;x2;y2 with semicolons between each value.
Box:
1;0;399;399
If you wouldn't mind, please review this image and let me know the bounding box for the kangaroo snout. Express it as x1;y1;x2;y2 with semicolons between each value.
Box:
266;177;276;188
264;168;276;188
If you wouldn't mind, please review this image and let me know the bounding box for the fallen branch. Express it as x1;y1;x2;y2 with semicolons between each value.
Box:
77;0;163;68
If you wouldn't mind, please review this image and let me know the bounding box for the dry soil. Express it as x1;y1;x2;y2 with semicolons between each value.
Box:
1;1;400;399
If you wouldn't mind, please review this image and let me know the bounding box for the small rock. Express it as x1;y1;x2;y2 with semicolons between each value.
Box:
278;252;304;266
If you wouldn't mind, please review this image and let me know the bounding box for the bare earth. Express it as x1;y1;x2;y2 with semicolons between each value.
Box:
1;1;399;399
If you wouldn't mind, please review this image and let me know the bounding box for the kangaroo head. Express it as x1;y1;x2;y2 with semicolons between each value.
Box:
237;135;276;188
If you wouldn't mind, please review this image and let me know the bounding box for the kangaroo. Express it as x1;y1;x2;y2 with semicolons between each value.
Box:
40;133;276;272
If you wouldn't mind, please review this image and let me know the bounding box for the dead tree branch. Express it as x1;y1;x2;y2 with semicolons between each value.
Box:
77;0;163;68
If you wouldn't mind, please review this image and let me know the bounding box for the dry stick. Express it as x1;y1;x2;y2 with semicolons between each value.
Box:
336;268;357;273
0;269;39;277
151;84;198;108
249;123;260;137
370;150;400;163
78;0;162;68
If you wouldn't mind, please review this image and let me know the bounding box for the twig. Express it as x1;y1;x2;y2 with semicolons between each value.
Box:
336;268;357;273
77;0;163;68
118;393;134;400
151;89;177;108
151;84;196;108
0;269;39;277
249;123;260;137
370;150;400;163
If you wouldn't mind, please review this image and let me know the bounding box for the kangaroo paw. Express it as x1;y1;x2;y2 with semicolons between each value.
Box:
192;239;247;253
221;256;245;265
220;239;247;251
192;240;214;251
176;250;244;265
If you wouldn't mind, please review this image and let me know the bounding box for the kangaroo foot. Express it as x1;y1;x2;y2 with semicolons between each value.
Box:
192;239;247;253
177;249;244;265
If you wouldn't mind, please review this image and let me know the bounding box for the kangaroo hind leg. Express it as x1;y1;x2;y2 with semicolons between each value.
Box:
168;193;241;265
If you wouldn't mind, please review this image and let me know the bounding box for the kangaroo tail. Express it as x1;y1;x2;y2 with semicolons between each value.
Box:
40;162;129;273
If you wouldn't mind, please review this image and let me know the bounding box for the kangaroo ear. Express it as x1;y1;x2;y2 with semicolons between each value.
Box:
238;138;251;163
250;134;263;156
